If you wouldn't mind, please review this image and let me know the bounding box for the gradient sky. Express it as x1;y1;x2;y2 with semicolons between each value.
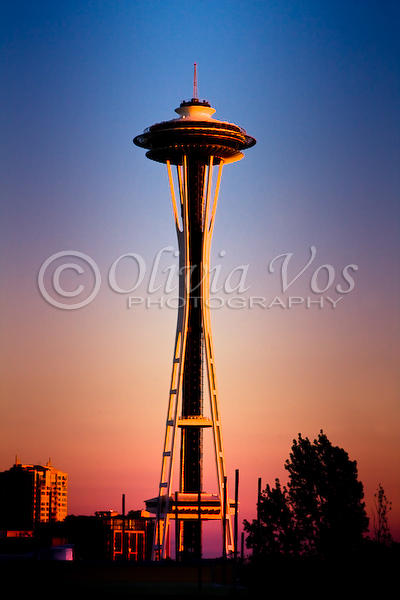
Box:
1;0;399;555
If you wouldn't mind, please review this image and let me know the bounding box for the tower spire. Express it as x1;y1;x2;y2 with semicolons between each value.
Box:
193;63;198;100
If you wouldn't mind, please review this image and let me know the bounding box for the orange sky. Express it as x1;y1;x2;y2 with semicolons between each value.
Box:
1;250;399;552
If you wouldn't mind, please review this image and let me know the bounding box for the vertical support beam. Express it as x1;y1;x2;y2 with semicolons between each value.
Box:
198;489;202;559
209;160;223;236
198;488;203;592
157;502;161;559
167;159;181;231
122;493;126;560
257;477;262;556
234;469;239;562
222;475;227;560
166;526;170;559
175;491;179;562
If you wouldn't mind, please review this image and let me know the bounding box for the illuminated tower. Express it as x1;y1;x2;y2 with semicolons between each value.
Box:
133;66;255;560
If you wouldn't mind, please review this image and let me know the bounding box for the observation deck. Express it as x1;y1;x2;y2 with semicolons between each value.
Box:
133;98;256;165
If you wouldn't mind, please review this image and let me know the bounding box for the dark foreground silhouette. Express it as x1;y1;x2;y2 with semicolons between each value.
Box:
0;541;398;599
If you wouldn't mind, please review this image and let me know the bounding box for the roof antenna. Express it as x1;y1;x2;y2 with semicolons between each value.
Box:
193;63;198;100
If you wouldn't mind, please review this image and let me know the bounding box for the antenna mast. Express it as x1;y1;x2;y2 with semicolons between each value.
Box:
193;63;198;100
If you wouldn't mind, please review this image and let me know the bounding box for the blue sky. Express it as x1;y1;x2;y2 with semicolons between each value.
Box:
2;0;398;310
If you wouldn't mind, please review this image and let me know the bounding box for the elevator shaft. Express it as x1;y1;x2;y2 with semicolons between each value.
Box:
180;160;205;557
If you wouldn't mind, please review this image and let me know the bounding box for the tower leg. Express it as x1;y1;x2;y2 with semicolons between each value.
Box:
151;158;190;560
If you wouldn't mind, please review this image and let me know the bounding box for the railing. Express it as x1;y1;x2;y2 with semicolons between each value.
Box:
143;120;249;136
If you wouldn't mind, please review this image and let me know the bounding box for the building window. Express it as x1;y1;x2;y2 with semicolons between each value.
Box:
114;531;122;553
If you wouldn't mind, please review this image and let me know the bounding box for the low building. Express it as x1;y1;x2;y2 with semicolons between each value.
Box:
95;510;154;561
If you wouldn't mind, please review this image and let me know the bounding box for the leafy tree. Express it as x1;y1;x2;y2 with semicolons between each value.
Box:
286;431;369;555
244;478;298;557
373;483;393;546
244;431;369;557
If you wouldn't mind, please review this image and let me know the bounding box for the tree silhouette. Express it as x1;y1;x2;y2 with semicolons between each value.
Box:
244;431;369;557
286;431;369;555
373;483;393;546
244;479;298;557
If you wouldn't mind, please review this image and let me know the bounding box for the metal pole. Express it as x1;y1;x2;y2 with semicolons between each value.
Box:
198;489;202;559
234;469;239;562
157;503;161;561
257;477;262;556
175;491;179;562
222;475;227;560
122;493;126;560
198;488;202;591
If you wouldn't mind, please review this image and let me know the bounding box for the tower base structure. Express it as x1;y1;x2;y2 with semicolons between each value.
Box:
145;492;235;559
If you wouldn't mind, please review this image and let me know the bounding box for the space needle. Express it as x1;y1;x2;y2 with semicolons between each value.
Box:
134;65;256;560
